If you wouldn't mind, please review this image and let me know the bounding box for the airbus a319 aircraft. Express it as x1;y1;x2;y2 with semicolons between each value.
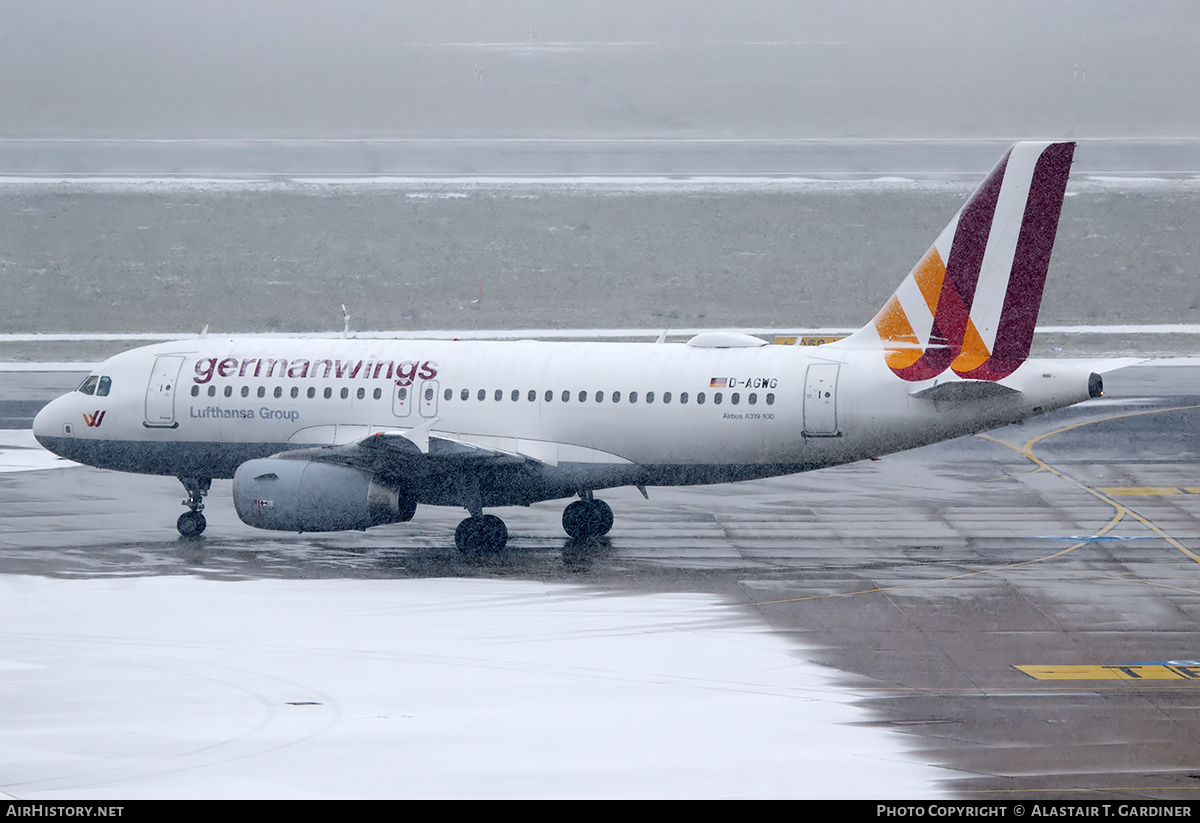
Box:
34;141;1101;553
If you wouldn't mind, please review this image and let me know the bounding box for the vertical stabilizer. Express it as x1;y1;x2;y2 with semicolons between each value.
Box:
836;141;1075;382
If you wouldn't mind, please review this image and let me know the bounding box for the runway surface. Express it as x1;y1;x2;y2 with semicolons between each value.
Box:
2;360;1199;798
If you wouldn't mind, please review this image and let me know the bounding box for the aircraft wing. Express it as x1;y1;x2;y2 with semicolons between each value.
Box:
258;422;638;511
274;424;544;481
273;416;631;470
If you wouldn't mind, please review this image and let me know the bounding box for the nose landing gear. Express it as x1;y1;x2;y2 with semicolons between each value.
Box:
177;476;211;538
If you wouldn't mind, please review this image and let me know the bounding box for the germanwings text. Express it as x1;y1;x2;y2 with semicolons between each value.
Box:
193;356;438;386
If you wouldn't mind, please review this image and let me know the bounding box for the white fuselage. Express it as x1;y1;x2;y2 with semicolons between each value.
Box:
33;336;1096;505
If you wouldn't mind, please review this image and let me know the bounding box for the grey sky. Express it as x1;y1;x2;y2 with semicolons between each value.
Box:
1;1;1197;139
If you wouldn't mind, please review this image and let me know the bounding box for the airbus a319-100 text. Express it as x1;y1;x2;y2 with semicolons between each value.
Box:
34;141;1103;553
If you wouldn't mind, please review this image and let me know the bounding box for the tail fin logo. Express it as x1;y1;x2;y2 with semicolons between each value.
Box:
870;142;1075;382
82;410;106;428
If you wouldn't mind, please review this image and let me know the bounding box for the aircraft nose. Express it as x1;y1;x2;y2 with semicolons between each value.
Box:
32;394;69;448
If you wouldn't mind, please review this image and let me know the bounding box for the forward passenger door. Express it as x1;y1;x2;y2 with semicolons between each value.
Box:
145;355;186;428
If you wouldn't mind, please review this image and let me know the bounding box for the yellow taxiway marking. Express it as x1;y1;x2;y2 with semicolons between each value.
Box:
985;402;1200;565
1098;486;1198;496
1017;663;1200;680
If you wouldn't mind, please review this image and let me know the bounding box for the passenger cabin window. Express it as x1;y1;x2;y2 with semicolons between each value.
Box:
377;385;765;409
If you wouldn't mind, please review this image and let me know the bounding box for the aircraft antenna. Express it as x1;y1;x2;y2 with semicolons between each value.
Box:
342;305;351;338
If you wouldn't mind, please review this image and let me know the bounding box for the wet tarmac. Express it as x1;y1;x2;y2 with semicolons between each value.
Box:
3;361;1200;797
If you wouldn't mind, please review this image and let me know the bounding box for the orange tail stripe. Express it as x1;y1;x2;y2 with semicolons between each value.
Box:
951;318;991;373
912;246;947;314
874;297;923;370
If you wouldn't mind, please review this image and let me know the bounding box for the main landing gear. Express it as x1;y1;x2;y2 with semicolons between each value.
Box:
562;495;613;540
177;476;211;538
452;493;615;555
454;514;508;554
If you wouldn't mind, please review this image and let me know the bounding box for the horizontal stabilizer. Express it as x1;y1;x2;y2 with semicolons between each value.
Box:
909;381;1020;402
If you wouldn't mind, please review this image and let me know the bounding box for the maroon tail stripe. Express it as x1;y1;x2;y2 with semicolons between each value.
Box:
908;148;1010;377
962;143;1075;380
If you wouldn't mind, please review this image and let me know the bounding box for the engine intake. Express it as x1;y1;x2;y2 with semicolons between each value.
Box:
233;458;415;532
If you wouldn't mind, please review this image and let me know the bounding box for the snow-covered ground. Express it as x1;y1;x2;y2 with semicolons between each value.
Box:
0;574;942;798
0;430;73;473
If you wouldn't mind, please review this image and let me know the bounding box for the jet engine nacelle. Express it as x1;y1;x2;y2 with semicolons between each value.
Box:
233;458;416;532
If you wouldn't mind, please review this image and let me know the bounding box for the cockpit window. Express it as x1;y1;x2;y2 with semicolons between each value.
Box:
96;376;112;397
78;375;98;395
